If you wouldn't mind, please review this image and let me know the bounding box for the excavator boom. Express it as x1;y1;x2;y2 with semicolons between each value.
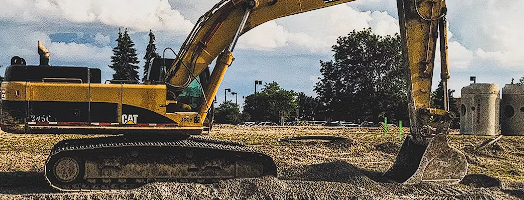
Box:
165;0;358;91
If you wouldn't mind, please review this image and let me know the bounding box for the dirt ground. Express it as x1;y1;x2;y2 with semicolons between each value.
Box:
0;125;523;199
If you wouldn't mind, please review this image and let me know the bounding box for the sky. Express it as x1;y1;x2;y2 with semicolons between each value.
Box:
0;0;523;107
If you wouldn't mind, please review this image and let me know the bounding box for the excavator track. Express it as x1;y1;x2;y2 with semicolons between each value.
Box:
45;135;277;191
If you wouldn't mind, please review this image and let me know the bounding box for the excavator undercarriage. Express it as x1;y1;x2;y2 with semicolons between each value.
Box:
46;135;276;190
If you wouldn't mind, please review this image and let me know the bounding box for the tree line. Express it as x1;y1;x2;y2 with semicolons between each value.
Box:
216;28;459;125
109;28;458;125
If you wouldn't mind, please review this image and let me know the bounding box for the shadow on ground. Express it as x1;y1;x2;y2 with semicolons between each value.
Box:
279;160;392;184
279;161;524;199
0;172;56;194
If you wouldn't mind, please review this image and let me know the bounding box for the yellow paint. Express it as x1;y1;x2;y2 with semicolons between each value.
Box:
1;82;26;101
89;84;121;103
199;51;234;121
27;82;89;102
121;84;166;114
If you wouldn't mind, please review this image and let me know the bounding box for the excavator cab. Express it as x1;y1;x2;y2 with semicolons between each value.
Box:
144;58;174;84
145;56;214;129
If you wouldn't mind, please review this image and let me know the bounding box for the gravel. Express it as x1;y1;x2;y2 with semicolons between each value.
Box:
1;126;523;199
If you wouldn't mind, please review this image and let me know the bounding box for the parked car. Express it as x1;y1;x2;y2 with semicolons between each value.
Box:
308;121;327;126
360;121;375;127
324;121;343;126
341;122;360;127
242;122;256;126
257;122;277;126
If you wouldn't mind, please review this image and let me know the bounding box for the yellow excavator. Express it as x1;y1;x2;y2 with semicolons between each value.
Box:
1;0;466;190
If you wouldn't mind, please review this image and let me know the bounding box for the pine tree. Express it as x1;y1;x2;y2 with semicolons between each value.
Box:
109;29;140;81
143;30;161;82
0;65;3;83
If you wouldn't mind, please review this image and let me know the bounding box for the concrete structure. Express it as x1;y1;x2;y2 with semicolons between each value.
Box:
501;84;524;135
460;83;500;135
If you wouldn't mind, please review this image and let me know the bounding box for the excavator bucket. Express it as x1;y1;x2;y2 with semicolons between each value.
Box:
384;134;468;184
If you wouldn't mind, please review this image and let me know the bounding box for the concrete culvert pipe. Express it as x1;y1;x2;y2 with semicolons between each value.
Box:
460;83;500;136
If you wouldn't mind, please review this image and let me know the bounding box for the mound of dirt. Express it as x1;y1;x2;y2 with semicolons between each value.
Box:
128;176;378;200
14;165;518;200
3;126;524;199
460;174;501;188
281;161;381;184
375;142;400;154
463;140;505;156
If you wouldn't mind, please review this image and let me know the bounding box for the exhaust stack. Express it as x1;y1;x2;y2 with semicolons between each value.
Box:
38;41;50;66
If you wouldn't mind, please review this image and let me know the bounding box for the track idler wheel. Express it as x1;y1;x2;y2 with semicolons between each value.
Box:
45;154;85;189
383;134;467;184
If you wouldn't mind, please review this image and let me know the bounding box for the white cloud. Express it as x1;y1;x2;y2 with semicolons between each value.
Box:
448;41;473;69
55;0;97;23
434;28;474;70
0;27;114;81
168;0;217;22
94;33;110;46
447;0;524;69
93;0;193;33
349;0;398;17
238;21;288;51
368;11;399;36
0;0;194;34
48;42;112;64
237;4;399;54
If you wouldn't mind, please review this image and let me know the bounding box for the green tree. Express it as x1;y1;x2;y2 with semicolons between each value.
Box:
109;29;140;81
0;65;3;83
315;28;407;123
240;112;251;122
295;92;319;121
143;30;161;82
431;81;459;127
214;101;242;124
243;82;297;122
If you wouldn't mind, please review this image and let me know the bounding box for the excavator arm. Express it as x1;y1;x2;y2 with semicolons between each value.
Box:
165;0;360;91
163;0;360;118
397;0;451;144
386;0;467;184
166;0;467;184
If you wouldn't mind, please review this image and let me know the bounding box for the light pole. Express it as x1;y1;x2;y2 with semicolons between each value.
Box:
231;92;238;105
254;80;262;94
224;88;231;102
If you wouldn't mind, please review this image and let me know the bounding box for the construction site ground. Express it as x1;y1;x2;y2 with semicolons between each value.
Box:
0;125;523;199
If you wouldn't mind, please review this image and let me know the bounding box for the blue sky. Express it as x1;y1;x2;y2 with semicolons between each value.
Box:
0;0;523;107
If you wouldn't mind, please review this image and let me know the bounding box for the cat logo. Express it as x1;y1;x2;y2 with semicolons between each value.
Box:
122;114;139;124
